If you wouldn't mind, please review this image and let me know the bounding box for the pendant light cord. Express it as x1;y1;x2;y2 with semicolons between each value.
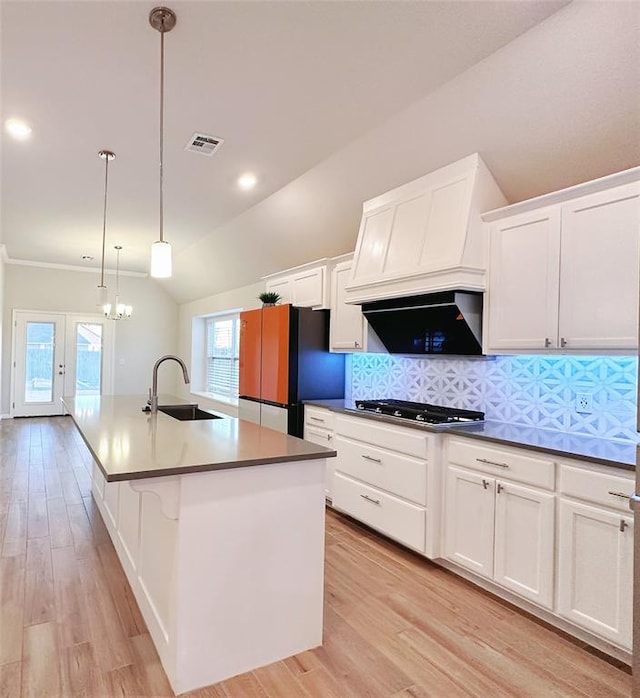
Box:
159;16;165;244
100;155;109;287
115;247;120;298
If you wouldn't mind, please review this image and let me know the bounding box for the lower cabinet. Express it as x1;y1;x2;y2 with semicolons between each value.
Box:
444;465;555;609
331;414;439;557
303;405;336;499
556;462;634;649
443;437;634;652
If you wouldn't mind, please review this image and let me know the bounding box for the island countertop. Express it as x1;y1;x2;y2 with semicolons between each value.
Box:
63;394;335;482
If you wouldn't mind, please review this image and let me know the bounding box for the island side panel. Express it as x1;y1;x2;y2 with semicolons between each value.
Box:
173;458;327;695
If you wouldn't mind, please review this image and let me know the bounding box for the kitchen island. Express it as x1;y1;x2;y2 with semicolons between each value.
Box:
62;395;334;695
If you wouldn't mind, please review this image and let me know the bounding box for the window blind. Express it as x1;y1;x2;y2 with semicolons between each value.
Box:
206;315;240;397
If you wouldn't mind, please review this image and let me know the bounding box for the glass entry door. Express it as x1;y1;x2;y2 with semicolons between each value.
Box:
12;311;115;416
13;312;66;416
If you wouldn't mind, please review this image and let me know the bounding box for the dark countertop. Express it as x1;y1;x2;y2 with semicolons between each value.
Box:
303;399;638;471
63;394;336;482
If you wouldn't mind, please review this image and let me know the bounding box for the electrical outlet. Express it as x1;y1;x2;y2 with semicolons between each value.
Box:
575;393;593;414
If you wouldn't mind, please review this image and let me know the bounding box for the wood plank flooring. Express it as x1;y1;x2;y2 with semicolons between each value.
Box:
0;416;632;697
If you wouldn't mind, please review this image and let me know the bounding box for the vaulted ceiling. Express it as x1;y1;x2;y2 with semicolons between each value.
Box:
1;1;575;302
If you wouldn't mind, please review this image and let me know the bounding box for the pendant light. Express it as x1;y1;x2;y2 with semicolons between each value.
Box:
149;6;176;279
97;149;115;305
104;246;133;320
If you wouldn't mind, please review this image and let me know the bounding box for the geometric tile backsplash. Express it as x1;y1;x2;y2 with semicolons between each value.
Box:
349;354;639;441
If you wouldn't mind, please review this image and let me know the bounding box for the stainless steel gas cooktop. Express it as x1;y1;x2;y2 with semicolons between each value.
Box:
355;399;484;425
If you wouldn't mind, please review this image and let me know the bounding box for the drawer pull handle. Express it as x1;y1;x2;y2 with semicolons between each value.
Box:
476;457;509;469
362;455;382;463
620;519;629;533
360;494;381;505
309;416;325;423
608;491;632;500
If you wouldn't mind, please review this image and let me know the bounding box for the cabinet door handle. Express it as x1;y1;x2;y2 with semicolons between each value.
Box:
620;519;629;533
354;341;360;348
476;457;509;469
560;337;567;348
544;338;551;348
608;491;632;500
327;434;333;441
482;479;490;490
497;483;504;494
361;455;382;463
360;494;380;505
309;416;325;423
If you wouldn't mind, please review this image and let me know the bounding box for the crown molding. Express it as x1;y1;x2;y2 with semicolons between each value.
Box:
2;251;148;278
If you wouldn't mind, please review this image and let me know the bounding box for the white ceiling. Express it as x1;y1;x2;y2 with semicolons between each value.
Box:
1;0;570;297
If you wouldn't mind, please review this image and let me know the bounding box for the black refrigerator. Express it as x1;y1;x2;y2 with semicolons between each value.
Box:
238;304;345;437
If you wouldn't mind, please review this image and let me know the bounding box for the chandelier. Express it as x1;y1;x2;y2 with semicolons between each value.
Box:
104;245;133;320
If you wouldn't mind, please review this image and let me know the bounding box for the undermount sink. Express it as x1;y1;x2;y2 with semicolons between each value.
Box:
158;404;222;421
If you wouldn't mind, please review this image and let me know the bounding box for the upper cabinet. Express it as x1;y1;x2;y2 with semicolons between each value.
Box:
263;259;332;309
485;170;640;353
344;154;507;304
329;256;386;354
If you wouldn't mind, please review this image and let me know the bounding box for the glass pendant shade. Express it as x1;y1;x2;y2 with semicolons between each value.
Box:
97;285;108;307
150;239;172;278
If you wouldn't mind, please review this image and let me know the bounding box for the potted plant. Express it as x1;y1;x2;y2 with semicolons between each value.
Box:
258;291;281;307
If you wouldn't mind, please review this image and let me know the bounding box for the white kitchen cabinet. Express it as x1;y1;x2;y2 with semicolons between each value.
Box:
329;258;386;353
444;466;495;578
558;184;639;349
485;173;640;352
303;405;336;499
444;437;555;610
557;500;633;649
557;461;634;649
345;153;506;304
263;259;331;309
332;414;440;557
486;207;560;350
493;480;555;608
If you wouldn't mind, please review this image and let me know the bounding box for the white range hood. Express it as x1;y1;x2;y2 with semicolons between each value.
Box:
344;153;507;304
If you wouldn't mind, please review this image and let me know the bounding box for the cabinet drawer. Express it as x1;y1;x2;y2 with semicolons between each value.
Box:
335;436;427;505
447;437;555;490
335;414;430;458
559;464;634;512
304;425;333;447
304;406;334;431
333;473;426;553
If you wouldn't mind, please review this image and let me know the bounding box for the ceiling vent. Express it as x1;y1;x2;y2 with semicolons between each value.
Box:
185;133;224;156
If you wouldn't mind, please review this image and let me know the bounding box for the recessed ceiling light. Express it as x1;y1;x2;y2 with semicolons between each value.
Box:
5;118;32;140
238;173;257;190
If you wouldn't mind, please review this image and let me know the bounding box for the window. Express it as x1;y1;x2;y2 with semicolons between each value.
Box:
205;314;240;397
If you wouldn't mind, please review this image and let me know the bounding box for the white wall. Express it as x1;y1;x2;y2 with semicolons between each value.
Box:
2;264;179;414
0;252;5;408
176;280;264;416
166;0;640;304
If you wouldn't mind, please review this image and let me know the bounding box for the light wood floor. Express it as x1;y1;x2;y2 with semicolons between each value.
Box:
0;416;632;697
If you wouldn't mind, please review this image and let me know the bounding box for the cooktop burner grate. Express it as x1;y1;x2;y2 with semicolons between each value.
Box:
354;399;484;424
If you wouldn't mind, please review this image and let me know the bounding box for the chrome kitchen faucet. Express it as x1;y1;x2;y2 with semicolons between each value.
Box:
146;355;190;414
